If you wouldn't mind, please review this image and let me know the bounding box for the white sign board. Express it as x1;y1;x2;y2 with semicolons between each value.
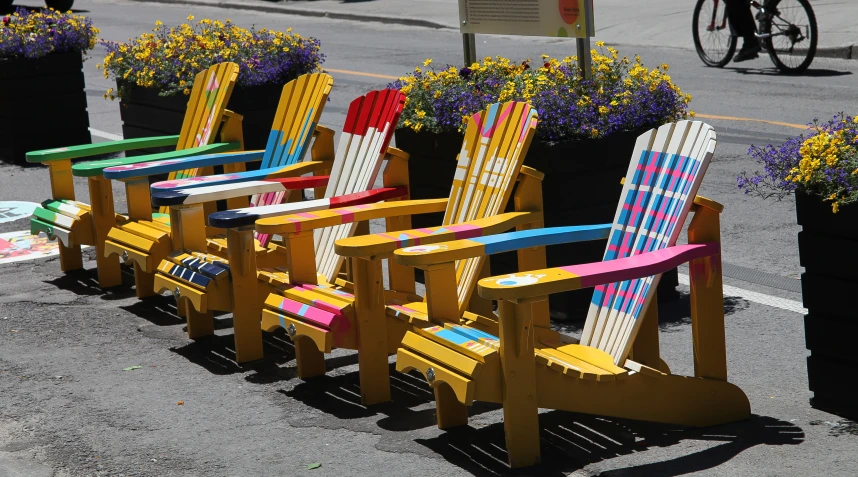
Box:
459;0;595;38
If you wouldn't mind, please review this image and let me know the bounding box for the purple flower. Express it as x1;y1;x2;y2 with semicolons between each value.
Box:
0;8;97;60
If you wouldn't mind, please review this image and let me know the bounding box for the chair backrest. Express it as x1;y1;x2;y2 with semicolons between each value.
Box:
249;73;334;227
444;101;539;309
157;62;239;214
579;120;716;365
313;90;406;281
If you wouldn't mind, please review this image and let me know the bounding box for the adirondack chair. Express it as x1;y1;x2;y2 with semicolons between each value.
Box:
147;89;407;363
26;62;242;290
392;121;751;468
100;73;335;299
253;101;546;405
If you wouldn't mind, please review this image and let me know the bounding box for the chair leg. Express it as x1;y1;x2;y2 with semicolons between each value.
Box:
294;336;326;379
133;263;155;299
185;303;214;339
498;299;541;469
353;257;391;405
88;176;121;288
57;242;83;272
227;227;264;364
434;384;468;429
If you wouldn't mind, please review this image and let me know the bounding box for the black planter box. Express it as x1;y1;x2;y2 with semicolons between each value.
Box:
394;127;680;319
117;82;284;157
795;189;858;419
0;51;91;164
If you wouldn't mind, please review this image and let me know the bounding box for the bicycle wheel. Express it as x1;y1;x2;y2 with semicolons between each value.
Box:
693;0;737;67
761;0;817;73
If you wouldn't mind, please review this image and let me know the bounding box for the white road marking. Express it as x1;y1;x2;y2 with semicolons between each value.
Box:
89;128;124;141
677;273;807;315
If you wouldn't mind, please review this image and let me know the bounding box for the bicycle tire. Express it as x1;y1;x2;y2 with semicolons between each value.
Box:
762;0;817;73
693;0;737;67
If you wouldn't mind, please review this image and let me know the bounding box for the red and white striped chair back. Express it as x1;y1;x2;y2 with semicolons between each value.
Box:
314;90;406;282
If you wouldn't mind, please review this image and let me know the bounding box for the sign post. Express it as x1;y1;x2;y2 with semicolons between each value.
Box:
458;0;595;78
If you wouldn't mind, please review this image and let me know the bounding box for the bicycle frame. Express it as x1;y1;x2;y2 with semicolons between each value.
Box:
706;0;729;32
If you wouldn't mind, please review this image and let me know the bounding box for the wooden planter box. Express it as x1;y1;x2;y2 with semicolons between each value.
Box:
394;127;679;319
796;189;858;420
117;81;284;157
0;51;91;164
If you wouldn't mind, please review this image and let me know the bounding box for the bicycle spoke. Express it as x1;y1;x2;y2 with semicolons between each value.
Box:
762;0;816;72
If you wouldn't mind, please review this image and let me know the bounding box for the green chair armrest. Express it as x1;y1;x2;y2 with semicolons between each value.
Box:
26;135;181;163
70;142;241;177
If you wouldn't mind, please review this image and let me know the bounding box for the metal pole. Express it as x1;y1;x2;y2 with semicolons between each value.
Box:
463;33;477;66
576;37;592;80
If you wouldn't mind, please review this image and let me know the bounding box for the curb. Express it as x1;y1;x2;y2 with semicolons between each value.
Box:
815;45;857;60
127;0;454;30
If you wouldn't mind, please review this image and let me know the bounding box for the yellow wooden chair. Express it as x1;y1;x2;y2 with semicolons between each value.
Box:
27;63;242;290
146;90;407;363
99;73;335;299
393;121;751;468
253;101;546;405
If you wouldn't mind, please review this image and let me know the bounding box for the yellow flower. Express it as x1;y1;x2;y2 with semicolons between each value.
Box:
187;15;194;21
595;41;605;47
423;58;433;66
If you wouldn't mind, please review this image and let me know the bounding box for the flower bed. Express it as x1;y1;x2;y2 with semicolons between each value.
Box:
99;17;325;152
391;46;691;316
0;9;98;163
739;114;858;420
392;45;691;141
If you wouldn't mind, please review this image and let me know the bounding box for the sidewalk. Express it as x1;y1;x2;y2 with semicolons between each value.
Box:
134;0;858;59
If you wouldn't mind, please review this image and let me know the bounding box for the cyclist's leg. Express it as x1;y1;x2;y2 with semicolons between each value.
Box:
724;0;761;60
724;0;757;44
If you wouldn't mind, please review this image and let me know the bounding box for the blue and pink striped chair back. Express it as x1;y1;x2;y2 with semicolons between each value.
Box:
580;121;716;364
250;73;333;243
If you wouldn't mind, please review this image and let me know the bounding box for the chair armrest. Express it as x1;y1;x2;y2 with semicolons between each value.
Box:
477;242;720;301
150;160;333;190
255;198;450;236
395;224;612;266
70;142;241;178
103;150;265;180
26;135;181;163
333;211;541;259
207;186;409;228
151;176;330;207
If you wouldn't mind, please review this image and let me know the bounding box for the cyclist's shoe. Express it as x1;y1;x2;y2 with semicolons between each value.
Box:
733;44;762;62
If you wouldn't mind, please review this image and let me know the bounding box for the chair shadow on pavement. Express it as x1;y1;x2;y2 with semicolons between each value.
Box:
417;414;804;477
279;364;500;432
44;266;138;301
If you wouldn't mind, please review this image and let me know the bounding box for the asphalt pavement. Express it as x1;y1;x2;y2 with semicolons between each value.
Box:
127;0;858;58
2;0;858;475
